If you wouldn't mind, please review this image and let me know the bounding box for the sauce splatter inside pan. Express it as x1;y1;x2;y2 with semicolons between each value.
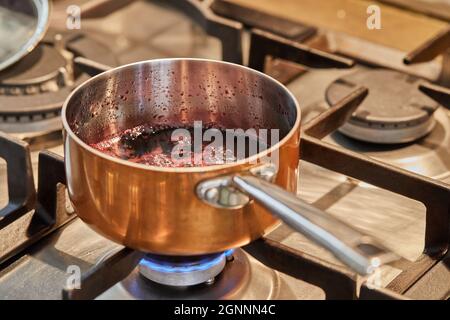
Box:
90;124;270;167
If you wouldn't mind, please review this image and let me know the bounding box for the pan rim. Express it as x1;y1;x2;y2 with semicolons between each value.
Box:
61;58;301;173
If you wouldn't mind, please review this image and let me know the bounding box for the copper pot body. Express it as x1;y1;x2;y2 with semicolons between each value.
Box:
62;59;300;255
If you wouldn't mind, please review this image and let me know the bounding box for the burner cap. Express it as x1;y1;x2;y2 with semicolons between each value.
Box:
0;30;117;137
0;43;68;95
325;69;439;144
138;251;233;287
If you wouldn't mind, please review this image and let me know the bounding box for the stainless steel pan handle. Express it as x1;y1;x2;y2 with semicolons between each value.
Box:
197;166;399;275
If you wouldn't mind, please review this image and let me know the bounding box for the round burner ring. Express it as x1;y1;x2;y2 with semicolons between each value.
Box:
325;69;440;144
0;43;69;95
99;249;283;300
0;29;117;137
138;251;232;287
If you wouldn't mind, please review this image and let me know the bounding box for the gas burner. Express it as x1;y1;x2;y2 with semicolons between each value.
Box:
138;250;233;287
324;107;450;180
0;43;71;96
325;69;440;144
98;249;315;300
0;29;117;138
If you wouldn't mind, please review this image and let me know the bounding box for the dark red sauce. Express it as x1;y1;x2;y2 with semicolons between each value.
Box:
90;124;267;168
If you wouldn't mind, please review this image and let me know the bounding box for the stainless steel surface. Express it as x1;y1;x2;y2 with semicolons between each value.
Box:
196;163;277;209
69;0;222;63
196;175;251;209
0;42;72;96
98;249;326;299
0;29;117;138
0;117;62;138
378;0;450;21
0;0;50;71
325;69;439;144
197;156;398;275
339;117;435;144
267;161;425;288
232;174;398;275
325;107;450;180
336;118;436;144
0;218;120;300
405;251;450;300
288;65;450;181
403;26;450;65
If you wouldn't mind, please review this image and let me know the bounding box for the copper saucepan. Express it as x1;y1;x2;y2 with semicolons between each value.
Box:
62;58;397;275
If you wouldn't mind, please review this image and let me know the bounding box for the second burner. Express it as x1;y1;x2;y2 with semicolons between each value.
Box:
325;69;440;144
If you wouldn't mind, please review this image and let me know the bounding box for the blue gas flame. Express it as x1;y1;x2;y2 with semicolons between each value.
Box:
139;250;235;274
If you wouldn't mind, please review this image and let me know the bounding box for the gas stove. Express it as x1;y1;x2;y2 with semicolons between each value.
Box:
0;29;117;139
0;0;449;300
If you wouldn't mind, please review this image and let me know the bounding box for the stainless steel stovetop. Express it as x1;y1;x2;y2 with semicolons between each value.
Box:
0;0;449;300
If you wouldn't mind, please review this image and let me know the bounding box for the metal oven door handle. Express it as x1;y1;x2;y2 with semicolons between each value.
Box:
197;166;399;276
